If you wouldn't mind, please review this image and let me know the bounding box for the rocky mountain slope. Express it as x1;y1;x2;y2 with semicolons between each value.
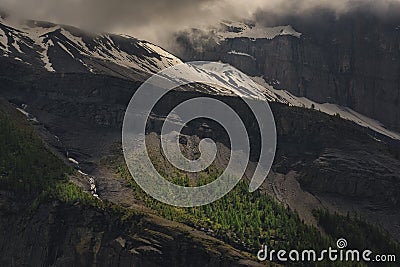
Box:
174;12;400;132
2;13;399;141
0;14;181;81
0;99;264;267
2;54;400;242
0;15;400;265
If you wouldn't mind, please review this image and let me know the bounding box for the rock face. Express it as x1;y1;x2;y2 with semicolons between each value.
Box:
174;13;400;131
2;55;400;241
0;194;261;267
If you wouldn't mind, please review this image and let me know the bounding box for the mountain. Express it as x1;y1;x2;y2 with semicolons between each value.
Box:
0;15;400;266
174;13;400;133
0;14;181;80
2;13;399;141
0;99;264;267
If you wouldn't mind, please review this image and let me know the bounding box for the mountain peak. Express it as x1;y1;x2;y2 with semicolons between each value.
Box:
0;16;182;80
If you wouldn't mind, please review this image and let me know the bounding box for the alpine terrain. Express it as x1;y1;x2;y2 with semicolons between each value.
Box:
0;10;399;267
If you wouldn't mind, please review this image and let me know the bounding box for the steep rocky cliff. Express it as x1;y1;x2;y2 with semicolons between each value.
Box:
174;12;400;131
0;197;263;267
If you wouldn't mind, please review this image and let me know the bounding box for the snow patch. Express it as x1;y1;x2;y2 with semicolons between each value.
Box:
0;28;9;53
140;41;182;68
218;22;302;40
15;106;39;123
78;170;88;176
68;157;79;165
57;41;75;58
227;50;255;60
16;107;29;117
38;38;55;71
12;38;23;53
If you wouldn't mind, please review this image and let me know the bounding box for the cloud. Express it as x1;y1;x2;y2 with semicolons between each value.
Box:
0;0;264;41
0;0;399;47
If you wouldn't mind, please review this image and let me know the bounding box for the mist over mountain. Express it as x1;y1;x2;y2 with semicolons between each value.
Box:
173;7;400;132
1;3;400;266
2;0;400;46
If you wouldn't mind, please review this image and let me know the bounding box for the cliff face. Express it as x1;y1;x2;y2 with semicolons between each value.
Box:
0;193;262;267
0;97;263;267
175;14;400;131
2;56;400;241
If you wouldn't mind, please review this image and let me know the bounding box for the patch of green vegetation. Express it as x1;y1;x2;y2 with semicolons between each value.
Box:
314;210;400;258
111;156;366;266
0;112;137;220
0;114;73;193
106;141;400;265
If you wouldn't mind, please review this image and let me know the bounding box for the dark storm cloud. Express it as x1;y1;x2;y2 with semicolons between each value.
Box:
1;0;400;46
0;0;230;46
0;0;217;30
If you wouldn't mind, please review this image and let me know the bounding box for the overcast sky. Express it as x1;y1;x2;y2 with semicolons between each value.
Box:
0;0;399;47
